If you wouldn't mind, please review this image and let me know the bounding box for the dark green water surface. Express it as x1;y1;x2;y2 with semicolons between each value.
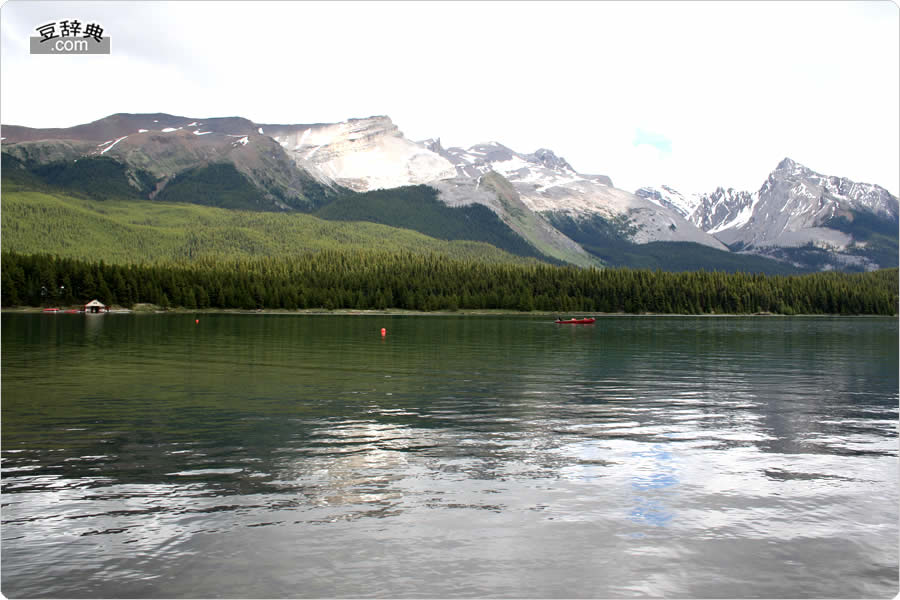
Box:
2;314;897;598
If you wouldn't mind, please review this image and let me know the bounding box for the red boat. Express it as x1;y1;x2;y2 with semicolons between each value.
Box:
42;308;60;313
555;317;596;324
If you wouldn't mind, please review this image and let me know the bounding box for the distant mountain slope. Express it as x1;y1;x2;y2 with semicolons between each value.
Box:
544;212;800;274
429;170;596;267
2;113;341;210
2;152;155;201
314;185;559;263
436;141;727;250
1;112;262;144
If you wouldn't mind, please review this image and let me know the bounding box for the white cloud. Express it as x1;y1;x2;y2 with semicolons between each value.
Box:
1;0;897;195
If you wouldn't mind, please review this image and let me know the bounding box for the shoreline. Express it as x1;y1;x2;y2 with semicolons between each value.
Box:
2;305;894;318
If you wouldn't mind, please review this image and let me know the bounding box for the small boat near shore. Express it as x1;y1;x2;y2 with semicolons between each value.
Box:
555;317;596;324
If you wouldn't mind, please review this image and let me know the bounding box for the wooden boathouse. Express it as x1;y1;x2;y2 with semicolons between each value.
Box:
83;299;109;313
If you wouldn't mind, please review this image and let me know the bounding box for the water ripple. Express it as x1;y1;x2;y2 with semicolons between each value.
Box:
2;314;896;598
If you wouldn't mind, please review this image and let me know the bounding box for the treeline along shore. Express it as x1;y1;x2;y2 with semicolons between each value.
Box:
2;251;897;315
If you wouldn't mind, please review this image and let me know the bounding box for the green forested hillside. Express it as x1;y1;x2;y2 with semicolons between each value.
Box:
31;156;158;201
822;210;899;269
154;163;275;210
315;185;555;262
3;250;896;315
0;182;537;265
153;162;338;211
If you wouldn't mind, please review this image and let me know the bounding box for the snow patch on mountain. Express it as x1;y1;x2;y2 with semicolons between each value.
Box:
100;135;128;155
263;116;456;191
709;192;760;234
634;185;701;219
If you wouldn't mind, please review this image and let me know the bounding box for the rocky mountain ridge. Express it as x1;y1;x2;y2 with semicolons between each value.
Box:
2;113;337;210
432;140;726;250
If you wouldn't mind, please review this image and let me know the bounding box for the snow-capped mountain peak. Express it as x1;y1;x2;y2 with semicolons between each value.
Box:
775;156;799;172
638;157;899;270
527;148;575;173
765;158;898;221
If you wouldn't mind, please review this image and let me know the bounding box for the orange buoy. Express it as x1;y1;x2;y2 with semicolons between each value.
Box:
381;327;386;336
195;319;199;324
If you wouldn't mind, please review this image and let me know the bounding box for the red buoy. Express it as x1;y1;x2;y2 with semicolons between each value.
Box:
381;327;386;336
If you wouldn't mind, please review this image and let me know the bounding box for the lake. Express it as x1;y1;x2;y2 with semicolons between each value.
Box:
1;313;897;598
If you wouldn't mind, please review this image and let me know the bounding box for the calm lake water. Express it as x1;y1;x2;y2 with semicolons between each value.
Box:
1;313;897;598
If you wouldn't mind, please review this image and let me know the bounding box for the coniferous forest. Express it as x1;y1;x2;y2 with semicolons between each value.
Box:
2;251;897;315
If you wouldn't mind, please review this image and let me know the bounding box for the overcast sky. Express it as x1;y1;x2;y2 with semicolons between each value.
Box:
1;0;898;195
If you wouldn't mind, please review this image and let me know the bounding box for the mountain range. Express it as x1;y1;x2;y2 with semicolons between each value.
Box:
637;158;898;271
2;112;897;272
